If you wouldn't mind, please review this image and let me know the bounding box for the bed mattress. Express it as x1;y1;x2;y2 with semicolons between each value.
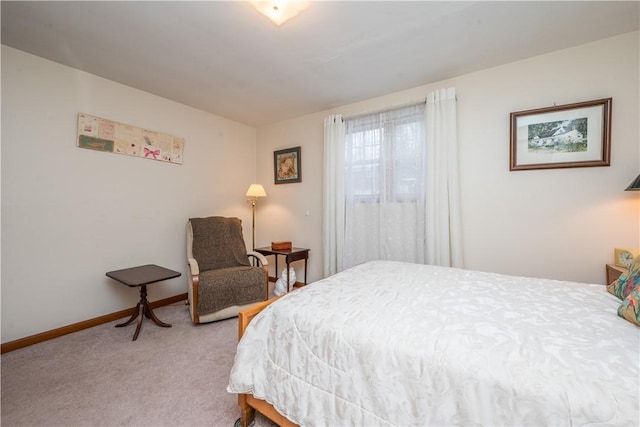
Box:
228;260;639;426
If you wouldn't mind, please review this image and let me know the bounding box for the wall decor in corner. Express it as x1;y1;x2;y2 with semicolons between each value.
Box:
509;98;611;171
274;146;302;184
76;113;184;164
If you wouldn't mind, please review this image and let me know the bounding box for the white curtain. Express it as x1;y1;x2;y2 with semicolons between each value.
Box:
425;87;463;267
322;115;345;277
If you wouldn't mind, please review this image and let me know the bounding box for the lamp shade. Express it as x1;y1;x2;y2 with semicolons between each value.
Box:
625;174;640;191
246;184;267;198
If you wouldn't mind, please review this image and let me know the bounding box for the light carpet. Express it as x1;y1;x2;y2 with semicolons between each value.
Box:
1;302;277;427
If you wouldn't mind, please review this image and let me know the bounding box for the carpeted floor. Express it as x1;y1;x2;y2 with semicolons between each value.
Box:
1;302;277;427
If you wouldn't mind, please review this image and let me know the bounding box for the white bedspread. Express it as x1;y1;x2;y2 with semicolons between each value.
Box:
227;261;639;426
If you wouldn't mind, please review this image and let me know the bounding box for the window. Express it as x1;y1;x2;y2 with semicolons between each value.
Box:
344;103;425;202
323;88;461;275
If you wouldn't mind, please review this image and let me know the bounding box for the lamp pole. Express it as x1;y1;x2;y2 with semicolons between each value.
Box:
249;197;257;250
245;184;266;250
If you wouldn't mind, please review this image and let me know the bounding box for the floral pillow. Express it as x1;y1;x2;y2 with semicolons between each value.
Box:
618;285;640;327
607;255;640;300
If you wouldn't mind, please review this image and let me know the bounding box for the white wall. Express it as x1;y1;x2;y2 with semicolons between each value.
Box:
1;46;258;343
255;31;640;285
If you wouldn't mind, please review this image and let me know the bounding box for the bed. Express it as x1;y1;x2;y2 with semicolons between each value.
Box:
227;260;639;426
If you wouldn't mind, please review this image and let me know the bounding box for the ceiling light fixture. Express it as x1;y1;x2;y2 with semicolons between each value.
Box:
250;1;310;26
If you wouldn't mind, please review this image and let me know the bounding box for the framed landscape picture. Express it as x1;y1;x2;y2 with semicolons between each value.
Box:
509;98;611;171
274;146;301;184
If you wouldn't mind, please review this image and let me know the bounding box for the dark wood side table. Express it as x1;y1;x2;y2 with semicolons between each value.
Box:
606;264;628;285
106;264;181;341
254;247;309;292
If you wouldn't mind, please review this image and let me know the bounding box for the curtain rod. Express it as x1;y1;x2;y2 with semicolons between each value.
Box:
343;98;427;121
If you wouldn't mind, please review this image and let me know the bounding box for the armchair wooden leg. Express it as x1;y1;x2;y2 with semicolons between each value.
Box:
191;274;200;324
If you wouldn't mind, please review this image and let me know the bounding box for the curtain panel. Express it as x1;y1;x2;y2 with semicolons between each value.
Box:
425;87;463;268
323;115;346;277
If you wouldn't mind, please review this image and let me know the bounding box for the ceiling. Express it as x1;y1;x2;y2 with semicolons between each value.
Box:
2;1;639;127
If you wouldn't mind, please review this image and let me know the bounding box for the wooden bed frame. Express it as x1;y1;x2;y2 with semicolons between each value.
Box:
235;297;297;427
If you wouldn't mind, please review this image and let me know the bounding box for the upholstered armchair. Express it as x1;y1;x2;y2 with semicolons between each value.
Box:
186;216;269;324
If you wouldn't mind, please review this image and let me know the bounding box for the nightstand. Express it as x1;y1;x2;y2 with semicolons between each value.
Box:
254;246;309;292
606;264;628;285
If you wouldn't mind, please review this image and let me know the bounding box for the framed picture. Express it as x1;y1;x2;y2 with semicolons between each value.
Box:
509;98;611;171
274;146;302;184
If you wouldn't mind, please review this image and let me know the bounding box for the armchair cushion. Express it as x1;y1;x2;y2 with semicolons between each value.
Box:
190;217;250;271
197;266;266;315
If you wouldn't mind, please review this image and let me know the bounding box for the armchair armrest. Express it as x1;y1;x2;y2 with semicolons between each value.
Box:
187;257;199;276
186;257;200;323
247;251;270;300
247;251;268;266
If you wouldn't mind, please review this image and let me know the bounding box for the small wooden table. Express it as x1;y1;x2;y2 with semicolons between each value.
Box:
254;247;309;292
106;264;181;341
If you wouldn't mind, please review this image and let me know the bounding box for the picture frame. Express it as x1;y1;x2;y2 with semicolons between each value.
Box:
274;146;302;184
509;98;611;171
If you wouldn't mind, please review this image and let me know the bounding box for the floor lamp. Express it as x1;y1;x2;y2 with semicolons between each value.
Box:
246;184;267;249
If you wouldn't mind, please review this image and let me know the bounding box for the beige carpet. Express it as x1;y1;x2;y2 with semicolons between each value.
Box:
1;302;277;427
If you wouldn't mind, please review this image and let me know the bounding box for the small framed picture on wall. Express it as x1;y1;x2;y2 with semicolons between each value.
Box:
274;146;302;184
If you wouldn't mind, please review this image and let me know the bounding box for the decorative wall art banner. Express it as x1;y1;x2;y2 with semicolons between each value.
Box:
77;113;184;164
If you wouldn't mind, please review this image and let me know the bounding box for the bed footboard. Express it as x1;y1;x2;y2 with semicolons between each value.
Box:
237;297;279;340
236;297;297;427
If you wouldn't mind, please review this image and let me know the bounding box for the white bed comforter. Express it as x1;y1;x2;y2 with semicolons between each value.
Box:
227;261;639;426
